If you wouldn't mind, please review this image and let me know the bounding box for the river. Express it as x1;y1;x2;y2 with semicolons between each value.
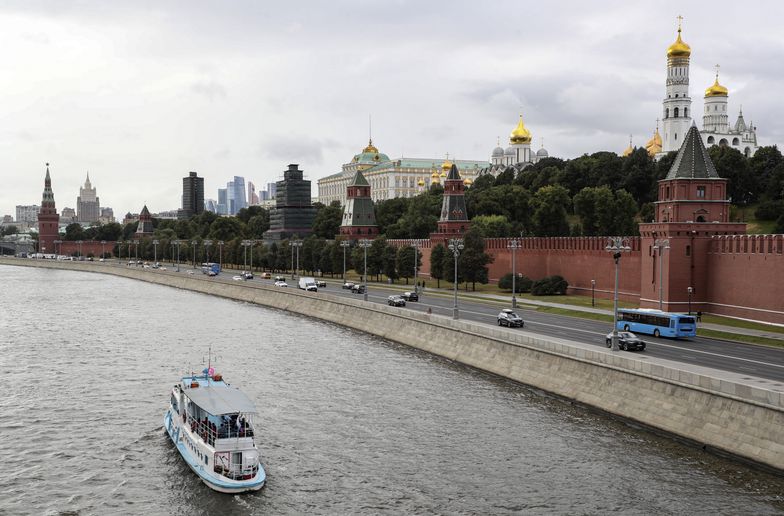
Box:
0;265;782;515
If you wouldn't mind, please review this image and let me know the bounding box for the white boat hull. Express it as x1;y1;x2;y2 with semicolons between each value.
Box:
164;410;266;494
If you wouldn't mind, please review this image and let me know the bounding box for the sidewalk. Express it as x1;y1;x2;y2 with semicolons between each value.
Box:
353;278;784;342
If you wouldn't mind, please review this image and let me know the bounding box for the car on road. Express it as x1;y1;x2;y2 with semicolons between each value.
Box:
342;281;355;289
317;280;326;288
275;276;286;282
260;272;272;279
207;270;217;277
387;295;406;307
232;275;243;281
242;271;254;280
605;331;646;351
99;258;105;262
401;291;419;302
274;280;288;287
351;284;365;294
497;309;524;328
186;270;194;274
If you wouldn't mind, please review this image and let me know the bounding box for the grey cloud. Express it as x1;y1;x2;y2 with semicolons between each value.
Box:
259;135;325;166
190;81;227;101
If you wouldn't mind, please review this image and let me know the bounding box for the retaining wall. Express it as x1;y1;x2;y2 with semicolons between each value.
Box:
4;258;784;472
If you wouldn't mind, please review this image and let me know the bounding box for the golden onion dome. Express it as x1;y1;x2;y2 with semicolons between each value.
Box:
705;75;728;97
439;171;447;178
363;138;378;154
667;27;691;58
417;179;425;186
622;135;633;157
431;170;440;178
441;158;453;171
509;114;532;144
463;178;473;186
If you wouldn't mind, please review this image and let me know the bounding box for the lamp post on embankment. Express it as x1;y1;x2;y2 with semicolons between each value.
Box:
605;237;631;352
507;238;520;308
448;238;464;320
340;240;350;281
359;239;371;302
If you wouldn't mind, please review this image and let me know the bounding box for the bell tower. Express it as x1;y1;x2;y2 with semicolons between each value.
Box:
661;17;693;155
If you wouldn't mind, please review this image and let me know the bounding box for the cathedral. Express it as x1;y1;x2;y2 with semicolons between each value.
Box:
636;20;760;158
481;114;549;177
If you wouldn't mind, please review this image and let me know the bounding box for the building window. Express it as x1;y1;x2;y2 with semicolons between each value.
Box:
674;107;679;118
675;133;678;141
697;186;705;198
707;136;715;144
665;108;669;118
732;137;740;146
665;186;670;199
684;107;688;117
686;245;691;257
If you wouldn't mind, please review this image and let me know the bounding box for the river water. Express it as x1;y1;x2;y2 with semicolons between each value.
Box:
1;265;783;515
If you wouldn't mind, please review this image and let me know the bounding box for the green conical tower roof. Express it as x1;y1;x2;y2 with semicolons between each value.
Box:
349;169;369;187
666;124;720;180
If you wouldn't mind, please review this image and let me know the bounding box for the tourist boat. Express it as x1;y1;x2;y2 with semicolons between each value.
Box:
163;367;266;493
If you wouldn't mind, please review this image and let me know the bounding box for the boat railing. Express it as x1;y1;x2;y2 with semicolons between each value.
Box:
214;462;260;481
183;413;254;446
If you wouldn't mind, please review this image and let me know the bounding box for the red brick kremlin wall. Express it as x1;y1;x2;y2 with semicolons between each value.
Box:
390;235;784;324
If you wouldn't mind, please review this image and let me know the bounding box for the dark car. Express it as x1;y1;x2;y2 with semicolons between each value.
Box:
387;295;406;307
242;271;254;280
342;281;355;289
497;309;524;328
317;280;327;288
605;331;646;351
351;284;365;294
401;291;419;301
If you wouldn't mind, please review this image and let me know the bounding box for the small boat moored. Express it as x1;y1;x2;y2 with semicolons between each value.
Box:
164;366;266;493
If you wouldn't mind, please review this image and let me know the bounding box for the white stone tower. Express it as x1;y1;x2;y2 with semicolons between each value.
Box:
703;65;729;134
661;17;693;154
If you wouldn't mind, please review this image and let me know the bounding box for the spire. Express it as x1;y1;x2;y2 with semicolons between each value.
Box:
666;125;720;179
45;162;51;184
446;163;461;181
349;169;370;187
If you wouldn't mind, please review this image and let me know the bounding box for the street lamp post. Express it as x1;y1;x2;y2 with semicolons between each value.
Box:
133;239;139;264
605;237;632;351
291;240;303;278
289;242;294;278
173;240;181;272
358;239;372;302
217;241;224;271
191;240;198;268
412;240;421;293
77;240;83;258
116;240;122;264
241;240;250;271
153;239;159;264
591;279;596;307
101;240;107;260
203;239;213;264
448;238;465;319
340;240;351;280
53;239;62;257
688;286;693;315
654;238;670;310
249;240;255;272
507;239;520;308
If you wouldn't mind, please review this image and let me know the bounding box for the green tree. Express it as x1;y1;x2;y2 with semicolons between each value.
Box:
95;222;123;241
236;206;266;224
383;244;398;282
375;197;409;236
386;190;441;239
395;245;415;284
247;214;269;239
709;145;757;205
368;237;387;280
471;214;513;237
532;185;571;236
2;225;18;236
208;217;244;241
312;201;343;239
459;229;493;290
498;272;533;293
430;243;446;288
64;223;85;241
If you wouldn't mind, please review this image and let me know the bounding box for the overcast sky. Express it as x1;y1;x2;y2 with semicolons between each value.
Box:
1;0;782;219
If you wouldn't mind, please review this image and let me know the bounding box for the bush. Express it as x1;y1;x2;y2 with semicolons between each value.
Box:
498;273;533;293
755;200;784;220
531;275;569;295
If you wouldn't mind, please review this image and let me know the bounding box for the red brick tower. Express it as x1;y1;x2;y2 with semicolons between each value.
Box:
135;205;154;236
339;169;378;240
37;163;60;255
638;124;746;312
430;164;470;244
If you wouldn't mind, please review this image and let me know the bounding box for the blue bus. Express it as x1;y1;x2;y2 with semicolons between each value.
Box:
616;309;697;339
201;262;221;276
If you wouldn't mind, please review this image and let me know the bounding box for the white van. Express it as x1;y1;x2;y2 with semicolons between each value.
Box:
298;277;318;292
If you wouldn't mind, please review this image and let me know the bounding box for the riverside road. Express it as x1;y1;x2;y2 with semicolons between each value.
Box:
108;261;784;385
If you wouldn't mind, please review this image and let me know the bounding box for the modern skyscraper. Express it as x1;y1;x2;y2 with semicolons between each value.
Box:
15;205;39;223
180;171;205;219
247;181;259;205
204;199;218;213
37;163;60;254
230;176;247;215
77;172;100;223
267;182;277;199
217;188;228;215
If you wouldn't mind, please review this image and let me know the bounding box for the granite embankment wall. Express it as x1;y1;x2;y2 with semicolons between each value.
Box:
5;258;784;472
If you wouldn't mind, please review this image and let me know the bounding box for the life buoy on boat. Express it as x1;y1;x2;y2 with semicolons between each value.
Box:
190;382;199;388
213;374;222;381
